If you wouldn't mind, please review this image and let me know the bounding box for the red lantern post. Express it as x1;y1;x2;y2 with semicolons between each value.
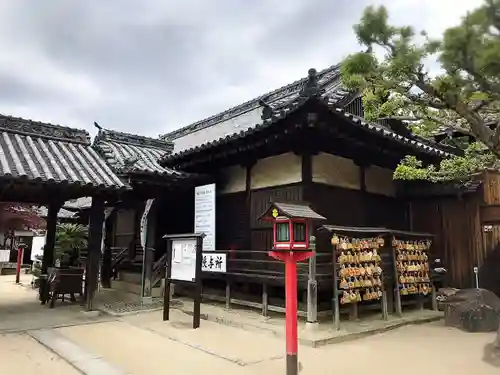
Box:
259;202;325;375
15;242;27;284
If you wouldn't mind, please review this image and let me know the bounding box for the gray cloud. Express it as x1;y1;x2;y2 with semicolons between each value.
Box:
0;0;482;138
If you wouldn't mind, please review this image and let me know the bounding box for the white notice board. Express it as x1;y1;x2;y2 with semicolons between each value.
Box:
0;250;10;263
170;238;198;282
194;183;216;251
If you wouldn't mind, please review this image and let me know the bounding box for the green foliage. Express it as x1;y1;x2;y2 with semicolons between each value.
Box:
394;143;500;182
341;0;500;180
54;223;88;267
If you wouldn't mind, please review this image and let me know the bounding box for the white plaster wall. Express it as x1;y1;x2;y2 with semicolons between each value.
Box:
250;153;302;190
365;165;396;197
312;153;361;190
218;165;246;194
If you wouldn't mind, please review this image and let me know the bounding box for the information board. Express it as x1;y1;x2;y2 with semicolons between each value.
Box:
170;238;198;282
0;250;10;263
194;183;216;251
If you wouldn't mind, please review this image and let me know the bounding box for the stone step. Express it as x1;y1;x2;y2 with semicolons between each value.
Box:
117;270;142;284
111;280;163;298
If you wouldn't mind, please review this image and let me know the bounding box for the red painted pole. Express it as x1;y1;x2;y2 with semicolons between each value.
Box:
285;253;298;375
15;246;23;284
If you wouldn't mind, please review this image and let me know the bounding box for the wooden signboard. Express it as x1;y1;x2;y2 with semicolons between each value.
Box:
162;233;205;329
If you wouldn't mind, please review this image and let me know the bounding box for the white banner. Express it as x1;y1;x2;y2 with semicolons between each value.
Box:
140;199;155;249
194;184;216;251
101;207;115;254
201;252;226;273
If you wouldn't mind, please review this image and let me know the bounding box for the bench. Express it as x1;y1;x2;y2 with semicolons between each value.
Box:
47;268;84;308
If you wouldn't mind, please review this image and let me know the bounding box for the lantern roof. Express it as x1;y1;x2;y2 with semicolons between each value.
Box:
259;201;326;221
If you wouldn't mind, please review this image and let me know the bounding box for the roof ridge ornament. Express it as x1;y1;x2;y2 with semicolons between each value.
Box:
259;97;274;121
0;114;90;144
299;68;323;98
93;121;173;151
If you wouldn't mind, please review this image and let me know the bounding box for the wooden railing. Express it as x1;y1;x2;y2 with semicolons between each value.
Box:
151;252;168;287
197;249;333;317
110;247;129;278
202;250;333;284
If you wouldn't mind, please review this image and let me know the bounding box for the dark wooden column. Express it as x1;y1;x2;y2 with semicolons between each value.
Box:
39;201;61;303
355;160;369;226
301;152;313;202
41;202;61;274
85;196;105;311
142;200;156;300
244;161;255;250
301;151;318;324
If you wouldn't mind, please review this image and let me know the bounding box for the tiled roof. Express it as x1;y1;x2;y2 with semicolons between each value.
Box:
37;206;77;219
0;115;128;191
92;125;188;177
161;64;352;153
162;71;456;165
63;197;92;211
331;108;453;157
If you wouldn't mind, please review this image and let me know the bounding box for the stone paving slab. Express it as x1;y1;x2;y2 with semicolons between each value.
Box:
29;329;129;375
122;309;290;366
56;321;257;375
0;332;81;375
0;275;112;333
169;298;444;347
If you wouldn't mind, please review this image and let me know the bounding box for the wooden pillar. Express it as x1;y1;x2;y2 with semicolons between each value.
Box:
262;282;268;317
85;196;105;311
142;200;156;299
301;152;312;201
359;164;368;226
244;161;254;250
41;202;60;274
302;152;318;325
39;201;61;303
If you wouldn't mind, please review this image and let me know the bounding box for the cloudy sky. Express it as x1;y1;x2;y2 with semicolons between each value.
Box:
0;0;484;138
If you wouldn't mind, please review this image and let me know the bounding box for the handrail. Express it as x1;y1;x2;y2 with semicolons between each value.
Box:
153;253;168;273
110;247;129;280
151;252;168;287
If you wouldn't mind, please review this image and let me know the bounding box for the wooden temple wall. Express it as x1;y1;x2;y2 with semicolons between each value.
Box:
308;153;408;230
214;152;410;291
411;196;482;289
216;151;411;252
409;194;500;291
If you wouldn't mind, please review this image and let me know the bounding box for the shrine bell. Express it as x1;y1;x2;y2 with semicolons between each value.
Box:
259;201;326;251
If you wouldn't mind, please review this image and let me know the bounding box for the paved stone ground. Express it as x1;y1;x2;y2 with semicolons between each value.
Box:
1;274;499;375
167;297;444;346
0;275;111;333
